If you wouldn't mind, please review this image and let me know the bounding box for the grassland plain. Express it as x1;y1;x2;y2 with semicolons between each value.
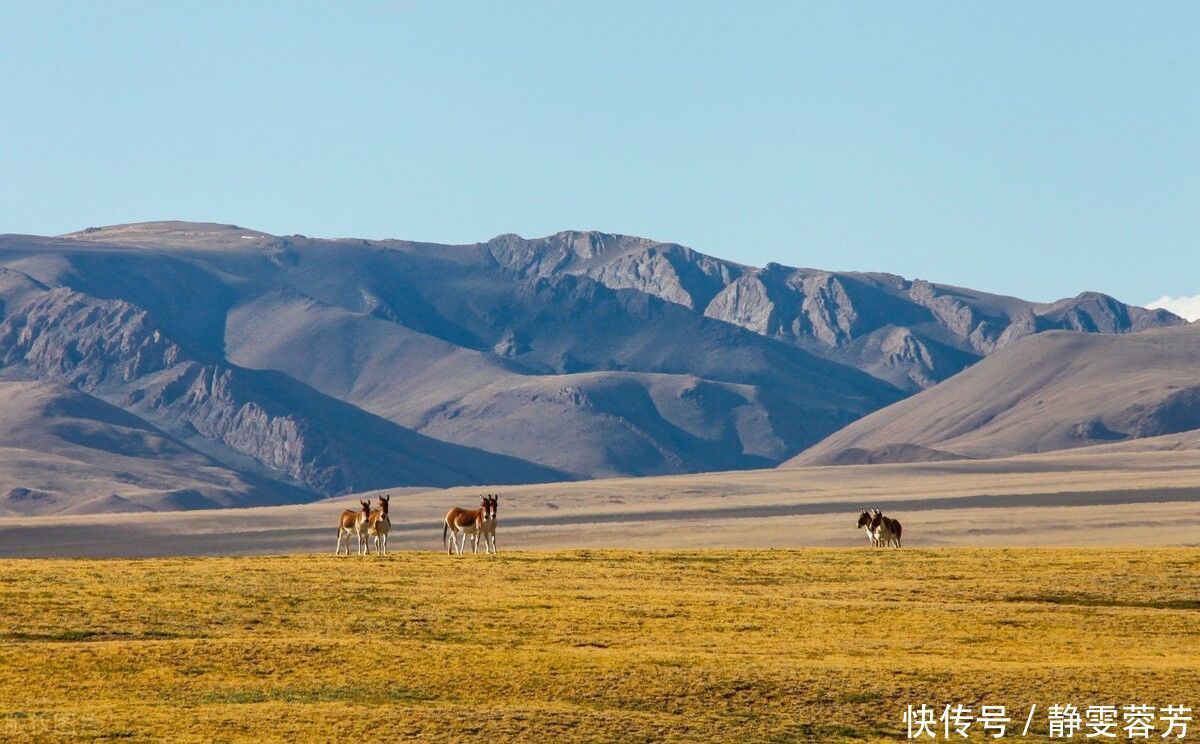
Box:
1;550;1198;742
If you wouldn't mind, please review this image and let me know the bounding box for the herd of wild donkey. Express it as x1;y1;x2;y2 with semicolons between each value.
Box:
336;493;500;556
335;495;904;555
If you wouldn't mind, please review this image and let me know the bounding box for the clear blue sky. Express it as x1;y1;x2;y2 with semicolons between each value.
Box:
1;1;1197;306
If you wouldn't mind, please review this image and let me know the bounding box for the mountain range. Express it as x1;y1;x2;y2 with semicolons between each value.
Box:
790;324;1200;466
0;221;1184;514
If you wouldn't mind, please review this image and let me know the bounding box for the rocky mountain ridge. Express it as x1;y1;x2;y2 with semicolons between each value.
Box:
0;221;1181;513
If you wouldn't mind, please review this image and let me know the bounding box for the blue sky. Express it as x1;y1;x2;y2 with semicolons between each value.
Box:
1;1;1196;310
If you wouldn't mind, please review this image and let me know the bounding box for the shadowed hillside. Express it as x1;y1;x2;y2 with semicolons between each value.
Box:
0;221;1180;512
480;230;1182;390
790;324;1200;465
0;380;306;516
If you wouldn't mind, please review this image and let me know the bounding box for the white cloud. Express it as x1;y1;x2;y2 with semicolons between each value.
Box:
1147;294;1200;322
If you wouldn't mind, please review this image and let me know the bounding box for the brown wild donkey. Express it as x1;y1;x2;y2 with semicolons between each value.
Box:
336;499;372;556
368;494;391;555
870;509;903;548
443;495;488;555
479;494;498;554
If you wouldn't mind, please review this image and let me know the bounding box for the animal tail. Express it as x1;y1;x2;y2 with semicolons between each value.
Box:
442;520;449;547
894;521;902;539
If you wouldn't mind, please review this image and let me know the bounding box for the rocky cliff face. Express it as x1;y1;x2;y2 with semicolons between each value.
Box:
0;288;340;491
0;284;564;496
497;234;1184;391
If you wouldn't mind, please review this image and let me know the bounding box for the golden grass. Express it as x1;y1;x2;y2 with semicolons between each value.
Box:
1;549;1198;741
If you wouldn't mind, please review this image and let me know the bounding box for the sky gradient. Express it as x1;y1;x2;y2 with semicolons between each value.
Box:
1;1;1196;309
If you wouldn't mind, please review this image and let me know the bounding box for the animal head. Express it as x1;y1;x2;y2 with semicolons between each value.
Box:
360;499;371;515
379;494;390;515
489;494;498;518
857;509;872;529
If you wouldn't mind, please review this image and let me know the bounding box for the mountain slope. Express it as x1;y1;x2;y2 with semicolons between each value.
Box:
0;380;296;516
224;293;836;476
0;221;1181;512
788;324;1200;465
0;282;566;500
218;248;902;477
43;223;903;476
484;231;1182;391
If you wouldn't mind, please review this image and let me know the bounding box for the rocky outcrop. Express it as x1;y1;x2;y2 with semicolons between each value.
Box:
0;287;564;495
511;233;1186;390
0;289;345;492
0;222;1184;511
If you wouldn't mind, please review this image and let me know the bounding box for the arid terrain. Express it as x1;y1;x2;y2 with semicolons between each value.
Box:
795;325;1200;466
2;549;1197;741
0;222;1183;515
3;443;1199;557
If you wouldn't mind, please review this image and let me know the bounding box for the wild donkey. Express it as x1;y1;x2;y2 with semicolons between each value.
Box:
478;494;498;554
443;495;489;555
857;508;902;548
368;494;391;555
857;509;880;546
337;499;372;556
873;509;902;548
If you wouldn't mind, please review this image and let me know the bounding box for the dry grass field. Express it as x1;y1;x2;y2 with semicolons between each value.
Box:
2;549;1199;742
